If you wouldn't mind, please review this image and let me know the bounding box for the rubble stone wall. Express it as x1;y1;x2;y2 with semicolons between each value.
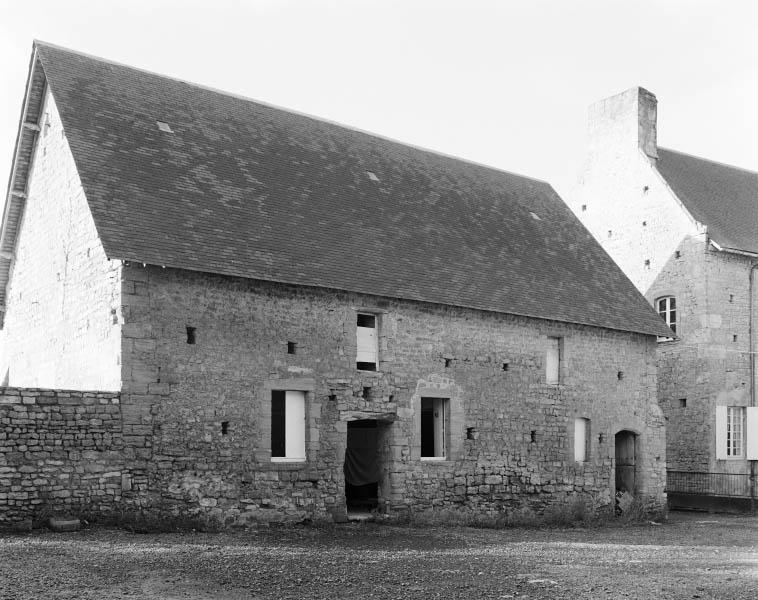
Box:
120;264;666;525
0;388;123;525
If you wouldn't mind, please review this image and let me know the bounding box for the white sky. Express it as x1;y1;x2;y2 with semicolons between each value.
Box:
1;0;756;197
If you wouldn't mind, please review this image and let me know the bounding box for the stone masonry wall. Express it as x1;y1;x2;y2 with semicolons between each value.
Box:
0;89;122;390
120;263;665;525
0;387;123;525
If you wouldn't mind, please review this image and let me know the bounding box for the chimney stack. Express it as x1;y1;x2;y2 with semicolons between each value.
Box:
588;87;658;160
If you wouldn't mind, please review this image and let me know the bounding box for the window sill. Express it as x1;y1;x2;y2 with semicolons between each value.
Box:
271;457;306;463
420;458;452;465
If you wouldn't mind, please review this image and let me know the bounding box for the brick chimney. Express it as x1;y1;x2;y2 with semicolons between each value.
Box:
588;87;658;160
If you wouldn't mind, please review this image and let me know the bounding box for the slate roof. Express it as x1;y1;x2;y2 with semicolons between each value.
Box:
656;148;758;255
1;41;671;337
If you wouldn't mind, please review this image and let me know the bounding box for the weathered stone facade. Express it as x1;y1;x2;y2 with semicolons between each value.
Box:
568;87;756;490
0;388;122;525
117;264;666;523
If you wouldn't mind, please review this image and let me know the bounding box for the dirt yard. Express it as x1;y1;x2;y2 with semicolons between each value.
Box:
0;511;756;599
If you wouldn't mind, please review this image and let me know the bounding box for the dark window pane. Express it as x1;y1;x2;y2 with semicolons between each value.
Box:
357;361;376;371
420;398;434;457
669;298;676;310
271;390;286;457
357;314;376;328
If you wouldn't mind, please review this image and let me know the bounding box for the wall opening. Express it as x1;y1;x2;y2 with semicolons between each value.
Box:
344;419;387;514
615;430;637;496
186;326;196;344
287;341;297;354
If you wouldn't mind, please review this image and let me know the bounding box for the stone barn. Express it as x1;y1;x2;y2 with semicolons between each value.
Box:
568;87;758;511
0;42;670;526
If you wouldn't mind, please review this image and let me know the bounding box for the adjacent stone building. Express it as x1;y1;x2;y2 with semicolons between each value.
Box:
568;87;758;510
0;43;670;526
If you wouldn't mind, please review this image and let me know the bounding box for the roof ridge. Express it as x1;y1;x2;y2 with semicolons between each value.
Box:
33;40;551;187
659;146;758;177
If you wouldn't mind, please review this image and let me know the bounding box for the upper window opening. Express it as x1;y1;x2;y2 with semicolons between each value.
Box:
356;313;378;371
546;336;562;385
156;121;174;133
656;296;676;336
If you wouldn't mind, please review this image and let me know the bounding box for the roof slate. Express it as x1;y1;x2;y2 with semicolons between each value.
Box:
27;42;670;336
657;148;758;254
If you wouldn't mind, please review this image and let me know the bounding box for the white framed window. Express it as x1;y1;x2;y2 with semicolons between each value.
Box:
574;417;590;462
271;390;306;462
546;336;562;385
656;296;676;338
716;406;745;459
356;313;378;371
420;397;448;459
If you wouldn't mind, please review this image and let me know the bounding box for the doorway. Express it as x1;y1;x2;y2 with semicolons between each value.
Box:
615;430;637;494
344;420;381;513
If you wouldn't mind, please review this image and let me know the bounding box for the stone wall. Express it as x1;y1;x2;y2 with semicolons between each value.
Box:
0;387;123;525
0;89;122;390
120;263;665;524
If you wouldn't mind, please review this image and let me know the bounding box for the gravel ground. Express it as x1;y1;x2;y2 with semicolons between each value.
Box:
1;511;756;599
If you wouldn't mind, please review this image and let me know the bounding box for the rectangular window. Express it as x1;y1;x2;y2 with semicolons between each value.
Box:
574;417;590;462
546;336;561;384
420;397;448;459
656;296;676;341
716;405;744;459
271;390;306;461
356;313;378;371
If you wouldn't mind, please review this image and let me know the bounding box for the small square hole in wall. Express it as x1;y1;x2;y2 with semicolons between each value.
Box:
221;421;229;435
608;230;613;238
617;371;624;380
643;185;649;193
675;251;681;259
598;433;604;444
466;427;477;440
733;335;738;342
644;259;651;268
642;221;647;227
287;341;297;354
502;362;510;372
444;358;451;368
328;394;336;402
186;326;196;344
362;386;371;400
730;294;734;303
678;398;687;408
581;204;587;212
389;394;394;402
530;430;537;443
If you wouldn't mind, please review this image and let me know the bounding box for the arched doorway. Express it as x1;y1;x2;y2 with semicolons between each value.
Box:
615;430;637;494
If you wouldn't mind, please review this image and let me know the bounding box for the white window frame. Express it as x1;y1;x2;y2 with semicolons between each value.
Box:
420;397;448;460
356;312;378;371
270;390;306;462
716;405;745;460
656;296;676;340
574;417;590;462
546;336;561;385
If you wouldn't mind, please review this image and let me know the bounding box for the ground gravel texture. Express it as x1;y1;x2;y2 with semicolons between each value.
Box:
0;512;756;599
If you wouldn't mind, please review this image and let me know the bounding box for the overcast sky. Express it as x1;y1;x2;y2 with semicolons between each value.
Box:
1;0;756;197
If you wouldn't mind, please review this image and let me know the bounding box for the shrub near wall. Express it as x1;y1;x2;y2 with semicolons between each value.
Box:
0;387;124;525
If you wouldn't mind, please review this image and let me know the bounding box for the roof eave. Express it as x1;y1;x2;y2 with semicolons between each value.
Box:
709;238;758;259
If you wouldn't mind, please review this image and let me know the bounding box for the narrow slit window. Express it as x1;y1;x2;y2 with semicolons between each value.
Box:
186;326;196;344
546;337;561;384
420;397;448;459
356;313;378;371
271;390;306;462
574;418;590;462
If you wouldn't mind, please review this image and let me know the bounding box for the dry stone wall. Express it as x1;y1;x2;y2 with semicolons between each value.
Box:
0;388;123;525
